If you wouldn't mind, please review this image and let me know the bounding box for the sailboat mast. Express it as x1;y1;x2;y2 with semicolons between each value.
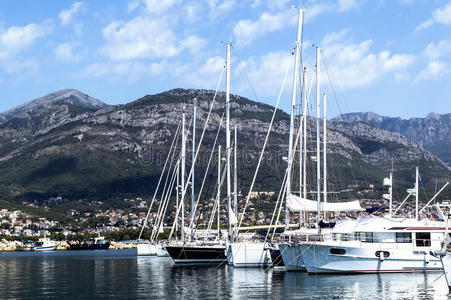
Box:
316;46;321;221
302;68;308;200
389;172;393;218
323;92;327;220
191;105;196;241
234;125;238;218
176;159;179;240
226;43;232;241
218;145;221;238
181;108;186;242
286;8;304;230
416;166;419;221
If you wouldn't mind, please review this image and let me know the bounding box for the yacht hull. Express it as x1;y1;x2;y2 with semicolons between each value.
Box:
137;244;158;256
165;246;226;264
279;243;305;271
300;243;442;273
228;243;270;267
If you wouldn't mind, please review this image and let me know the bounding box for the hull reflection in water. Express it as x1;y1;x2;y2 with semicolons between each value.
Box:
165;245;226;264
0;252;449;298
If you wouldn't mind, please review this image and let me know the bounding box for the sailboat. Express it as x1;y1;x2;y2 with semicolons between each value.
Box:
165;45;234;264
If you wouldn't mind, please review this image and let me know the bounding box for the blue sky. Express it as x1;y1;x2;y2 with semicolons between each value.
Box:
0;0;450;118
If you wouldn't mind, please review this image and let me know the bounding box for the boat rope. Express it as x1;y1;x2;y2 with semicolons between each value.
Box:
169;66;225;241
138;121;181;240
235;54;292;240
189;112;225;234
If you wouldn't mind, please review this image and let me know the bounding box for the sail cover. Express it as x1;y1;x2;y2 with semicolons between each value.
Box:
286;194;363;212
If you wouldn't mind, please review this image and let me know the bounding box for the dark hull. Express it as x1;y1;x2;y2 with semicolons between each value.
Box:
69;243;110;251
165;246;226;264
270;248;285;267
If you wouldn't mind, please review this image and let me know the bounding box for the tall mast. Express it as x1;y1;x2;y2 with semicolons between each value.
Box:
181;108;186;242
389;171;393;218
175;160;179;240
190;105;196;241
286;8;304;230
415;166;419;221
226;43;232;241
323;92;327;220
218;145;221;238
234;125;238;218
302;68;308;200
316;46;321;222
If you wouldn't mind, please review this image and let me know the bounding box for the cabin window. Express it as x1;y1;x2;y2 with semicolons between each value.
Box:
330;248;346;255
396;232;412;243
341;234;352;241
415;232;431;247
354;232;374;242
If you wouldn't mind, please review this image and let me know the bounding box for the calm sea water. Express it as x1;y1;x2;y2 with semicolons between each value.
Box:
0;249;450;299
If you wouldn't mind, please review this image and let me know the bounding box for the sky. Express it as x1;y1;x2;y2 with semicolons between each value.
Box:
0;0;450;119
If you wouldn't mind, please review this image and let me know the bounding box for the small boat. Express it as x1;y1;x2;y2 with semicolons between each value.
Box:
34;237;59;251
69;236;110;250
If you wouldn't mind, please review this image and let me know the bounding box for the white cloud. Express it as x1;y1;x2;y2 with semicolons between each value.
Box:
0;22;51;74
423;39;451;60
101;17;180;60
55;42;84;62
233;10;296;46
319;30;414;89
233;1;360;47
181;56;225;88
233;51;293;97
144;0;179;14
206;0;236;18
180;35;206;53
127;0;140;12
337;0;359;12
76;60;169;82
416;61;448;81
58;2;85;26
101;14;206;61
415;2;451;31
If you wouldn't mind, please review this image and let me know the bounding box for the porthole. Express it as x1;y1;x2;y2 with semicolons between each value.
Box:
330;248;346;255
375;251;390;258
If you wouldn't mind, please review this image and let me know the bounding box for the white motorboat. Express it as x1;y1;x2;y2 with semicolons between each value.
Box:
300;216;448;273
34;237;59;251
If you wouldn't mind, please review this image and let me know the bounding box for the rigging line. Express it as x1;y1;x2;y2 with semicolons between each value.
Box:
235;55;292;237
231;46;260;103
270;169;289;241
152;156;180;241
320;49;345;120
189;112;226;231
138;120;181;240
169;66;225;240
154;160;179;242
150;122;187;240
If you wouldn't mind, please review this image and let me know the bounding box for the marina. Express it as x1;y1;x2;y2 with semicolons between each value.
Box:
1;0;451;298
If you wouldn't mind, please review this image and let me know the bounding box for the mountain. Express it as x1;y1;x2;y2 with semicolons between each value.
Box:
337;112;451;166
0;89;109;125
0;88;448;209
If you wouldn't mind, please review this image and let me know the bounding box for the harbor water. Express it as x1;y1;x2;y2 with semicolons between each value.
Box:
0;250;450;299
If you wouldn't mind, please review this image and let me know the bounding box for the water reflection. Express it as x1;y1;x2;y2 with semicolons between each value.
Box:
0;251;450;299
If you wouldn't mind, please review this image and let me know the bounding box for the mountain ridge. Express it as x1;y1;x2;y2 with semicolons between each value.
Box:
337;111;451;166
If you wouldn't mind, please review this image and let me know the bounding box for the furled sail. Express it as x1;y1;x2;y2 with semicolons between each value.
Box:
286;194;363;212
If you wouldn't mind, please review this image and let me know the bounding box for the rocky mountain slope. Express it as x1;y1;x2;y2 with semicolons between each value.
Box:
0;89;449;206
337;112;451;166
